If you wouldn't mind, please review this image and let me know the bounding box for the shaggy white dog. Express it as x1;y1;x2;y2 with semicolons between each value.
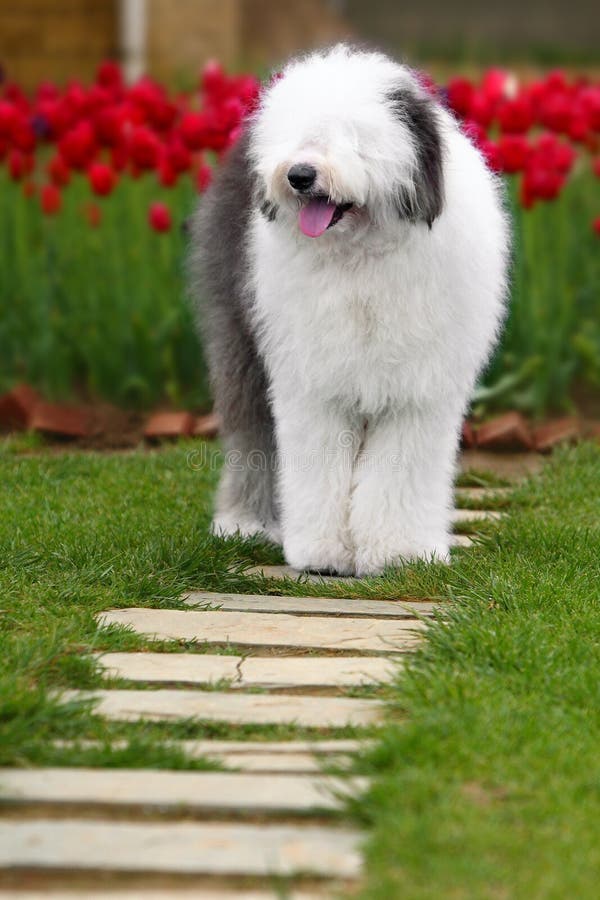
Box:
191;44;510;576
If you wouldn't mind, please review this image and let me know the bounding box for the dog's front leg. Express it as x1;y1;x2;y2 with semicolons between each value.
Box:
274;397;359;575
350;404;461;576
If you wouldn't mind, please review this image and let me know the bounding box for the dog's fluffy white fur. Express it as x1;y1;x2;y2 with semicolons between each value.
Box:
191;45;510;576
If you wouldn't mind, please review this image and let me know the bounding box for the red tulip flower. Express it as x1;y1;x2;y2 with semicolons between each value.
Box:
40;183;62;215
196;162;212;192
148;201;172;232
129;125;161;170
201;60;227;98
88;162;117;196
497;135;530;174
95;104;126;146
47;154;71;187
8;149;26;181
83;201;102;228
59;120;97;169
96;60;123;91
479;139;503;174
521;166;565;208
179;111;211;151
592;216;600;236
158;160;177;188
0;101;17;136
498;96;534;134
165;137;192;173
11;117;36;153
461;121;487;147
481;68;509;104
446;77;475;118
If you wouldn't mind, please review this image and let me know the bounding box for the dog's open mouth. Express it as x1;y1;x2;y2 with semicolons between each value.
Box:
298;196;354;238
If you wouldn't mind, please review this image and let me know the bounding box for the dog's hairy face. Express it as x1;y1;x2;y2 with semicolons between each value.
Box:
249;45;445;239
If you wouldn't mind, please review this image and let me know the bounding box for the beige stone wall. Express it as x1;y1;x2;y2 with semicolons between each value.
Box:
146;0;241;82
0;0;118;89
145;0;348;81
240;0;349;69
0;0;346;90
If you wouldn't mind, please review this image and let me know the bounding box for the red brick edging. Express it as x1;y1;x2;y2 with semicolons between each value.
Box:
0;382;596;451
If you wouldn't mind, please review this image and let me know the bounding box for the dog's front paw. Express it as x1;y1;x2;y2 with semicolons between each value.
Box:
212;513;270;540
284;535;354;576
355;538;450;577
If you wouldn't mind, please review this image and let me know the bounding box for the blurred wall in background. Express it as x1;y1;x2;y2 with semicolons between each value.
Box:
0;0;597;90
0;0;118;87
0;0;346;89
345;0;599;62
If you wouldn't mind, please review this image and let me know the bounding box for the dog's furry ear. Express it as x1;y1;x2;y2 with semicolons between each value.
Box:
388;88;444;228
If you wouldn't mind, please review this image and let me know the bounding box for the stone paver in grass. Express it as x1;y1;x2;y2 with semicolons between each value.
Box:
203;752;345;773
64;689;383;727
182;590;438;617
98;652;239;685
0;819;362;878
246;551;471;581
461;449;544;480
98;652;396;688
98;608;425;653
241;654;394;688
451;534;476;548
178;739;363;755
456;486;511;503
244;565;361;584
452;508;503;523
54;739;364;773
0;768;366;816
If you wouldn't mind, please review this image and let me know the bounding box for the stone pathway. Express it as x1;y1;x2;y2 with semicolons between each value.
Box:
0;486;508;897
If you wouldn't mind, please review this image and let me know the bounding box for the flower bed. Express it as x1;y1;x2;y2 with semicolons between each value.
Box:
0;60;598;415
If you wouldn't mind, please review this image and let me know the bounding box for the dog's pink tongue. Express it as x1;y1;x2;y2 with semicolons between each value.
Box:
299;199;336;237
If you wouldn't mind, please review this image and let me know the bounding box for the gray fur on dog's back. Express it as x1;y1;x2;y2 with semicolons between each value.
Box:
188;132;279;537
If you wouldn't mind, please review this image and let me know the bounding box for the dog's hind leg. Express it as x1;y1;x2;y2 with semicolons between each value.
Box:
189;133;279;543
209;320;280;543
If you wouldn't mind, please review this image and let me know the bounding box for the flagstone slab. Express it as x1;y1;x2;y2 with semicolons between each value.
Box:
456;486;510;503
64;689;383;727
98;609;424;653
98;652;396;688
247;538;473;582
52;739;365;773
0;768;366;816
182;591;437;617
452;508;502;523
0;819;362;878
98;652;239;685
247;552;472;581
184;739;362;755
240;655;395;687
57;739;362;755
245;565;357;584
461;450;544;480
451;535;475;548
206;753;340;773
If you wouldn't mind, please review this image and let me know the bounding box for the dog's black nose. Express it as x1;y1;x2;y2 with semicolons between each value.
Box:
287;164;317;192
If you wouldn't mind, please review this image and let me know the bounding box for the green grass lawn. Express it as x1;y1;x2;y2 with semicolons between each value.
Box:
355;443;600;899
1;438;599;896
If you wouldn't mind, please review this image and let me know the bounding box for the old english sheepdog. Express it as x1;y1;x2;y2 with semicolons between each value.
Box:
190;44;510;576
